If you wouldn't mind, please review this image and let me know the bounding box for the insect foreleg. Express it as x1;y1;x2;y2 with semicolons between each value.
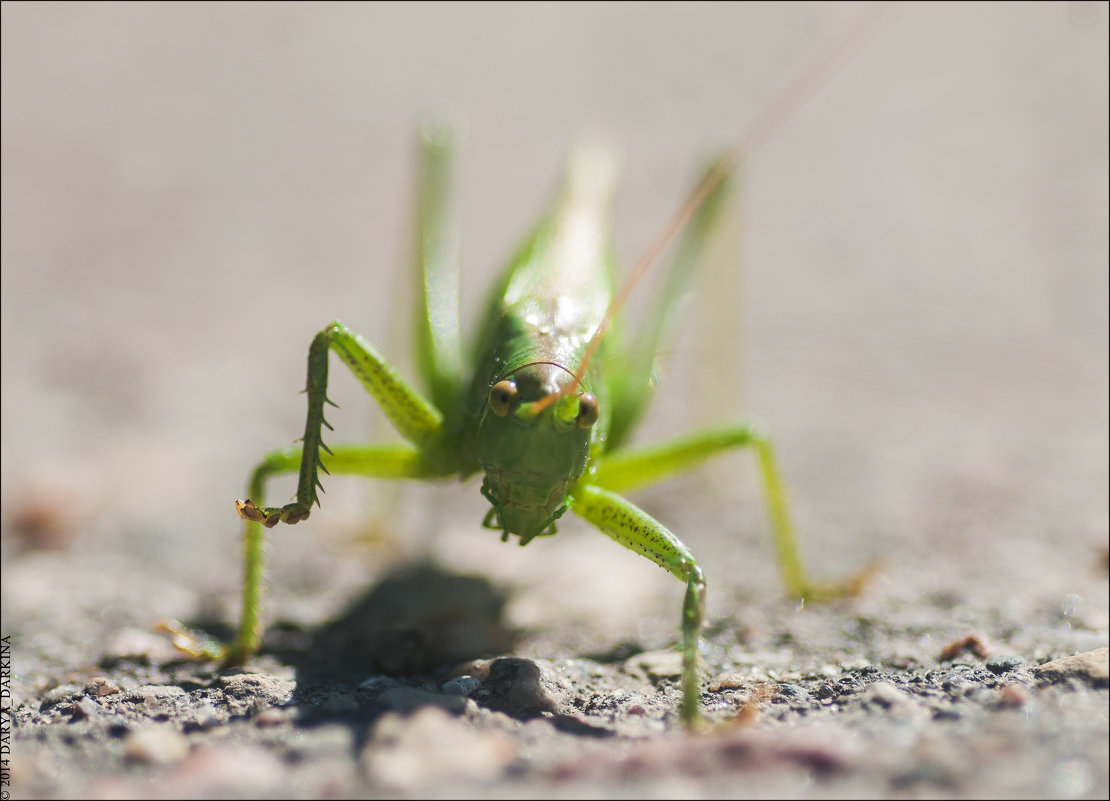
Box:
226;321;454;664
592;424;859;603
570;483;706;726
227;442;451;664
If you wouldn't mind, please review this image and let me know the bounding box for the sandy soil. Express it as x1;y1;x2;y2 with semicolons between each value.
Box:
2;3;1107;798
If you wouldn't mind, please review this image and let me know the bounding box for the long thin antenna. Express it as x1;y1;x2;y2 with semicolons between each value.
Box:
533;4;902;414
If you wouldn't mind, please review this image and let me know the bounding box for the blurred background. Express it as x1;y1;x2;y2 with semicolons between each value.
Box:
2;3;1107;669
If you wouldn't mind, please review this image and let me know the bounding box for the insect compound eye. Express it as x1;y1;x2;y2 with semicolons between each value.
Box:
576;393;599;429
488;380;517;417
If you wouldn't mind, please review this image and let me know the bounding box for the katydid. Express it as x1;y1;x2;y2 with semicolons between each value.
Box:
224;13;890;726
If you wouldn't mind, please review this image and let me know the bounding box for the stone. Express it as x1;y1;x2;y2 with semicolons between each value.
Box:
379;686;475;715
361;707;512;793
1033;647;1109;688
126;725;190;765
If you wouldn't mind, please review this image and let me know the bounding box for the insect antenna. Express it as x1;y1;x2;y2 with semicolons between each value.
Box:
530;4;901;415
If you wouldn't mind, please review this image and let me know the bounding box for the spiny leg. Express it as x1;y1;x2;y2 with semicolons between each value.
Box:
223;127;467;665
242;321;447;529
571;483;706;726
228;442;453;664
593;423;866;602
225;318;453;664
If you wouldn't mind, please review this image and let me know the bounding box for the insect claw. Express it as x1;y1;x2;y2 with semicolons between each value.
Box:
235;499;267;522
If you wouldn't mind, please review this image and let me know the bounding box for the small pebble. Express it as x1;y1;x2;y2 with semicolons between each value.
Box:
997;684;1030;709
450;659;494;682
41;684;84;710
1033;647;1109;688
126;725;190;765
985;655;1025;675
85;677;121;697
217;673;295;705
73;696;101;718
485;657;570;713
777;683;810;702
361;707;512;792
862;682;908;708
441;676;481;697
128;685;186;713
938;633;991;662
379;686;475;715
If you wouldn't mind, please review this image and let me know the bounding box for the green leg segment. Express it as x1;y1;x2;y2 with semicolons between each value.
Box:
593;423;852;605
413;122;463;420
570;483;706;726
228;442;453;664
242;320;446;530
226;319;453;665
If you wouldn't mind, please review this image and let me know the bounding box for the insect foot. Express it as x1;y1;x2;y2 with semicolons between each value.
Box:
235;499;311;528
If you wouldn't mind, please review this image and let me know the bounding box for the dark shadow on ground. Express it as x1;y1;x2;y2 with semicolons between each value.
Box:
291;561;517;686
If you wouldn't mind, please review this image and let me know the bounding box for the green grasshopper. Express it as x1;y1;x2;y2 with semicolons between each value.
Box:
226;134;847;725
223;14;888;726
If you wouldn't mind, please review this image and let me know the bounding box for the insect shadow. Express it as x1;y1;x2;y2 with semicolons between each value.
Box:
290;561;516;688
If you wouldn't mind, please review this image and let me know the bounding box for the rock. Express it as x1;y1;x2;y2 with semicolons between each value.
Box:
127;685;187;712
938;633;992;662
997;684;1030;709
378;686;475;715
861;681;909;709
84;677;121;697
1033;647;1109;688
442;676;482;696
361;707;513;793
126;725;190;765
190;702;223;729
985;656;1026;675
40;683;84;710
482;657;570;714
450;659;495;682
777;683;810;703
72;696;102;719
216;673;295;706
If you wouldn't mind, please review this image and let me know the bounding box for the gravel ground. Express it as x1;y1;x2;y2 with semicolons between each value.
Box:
2;3;1107;799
